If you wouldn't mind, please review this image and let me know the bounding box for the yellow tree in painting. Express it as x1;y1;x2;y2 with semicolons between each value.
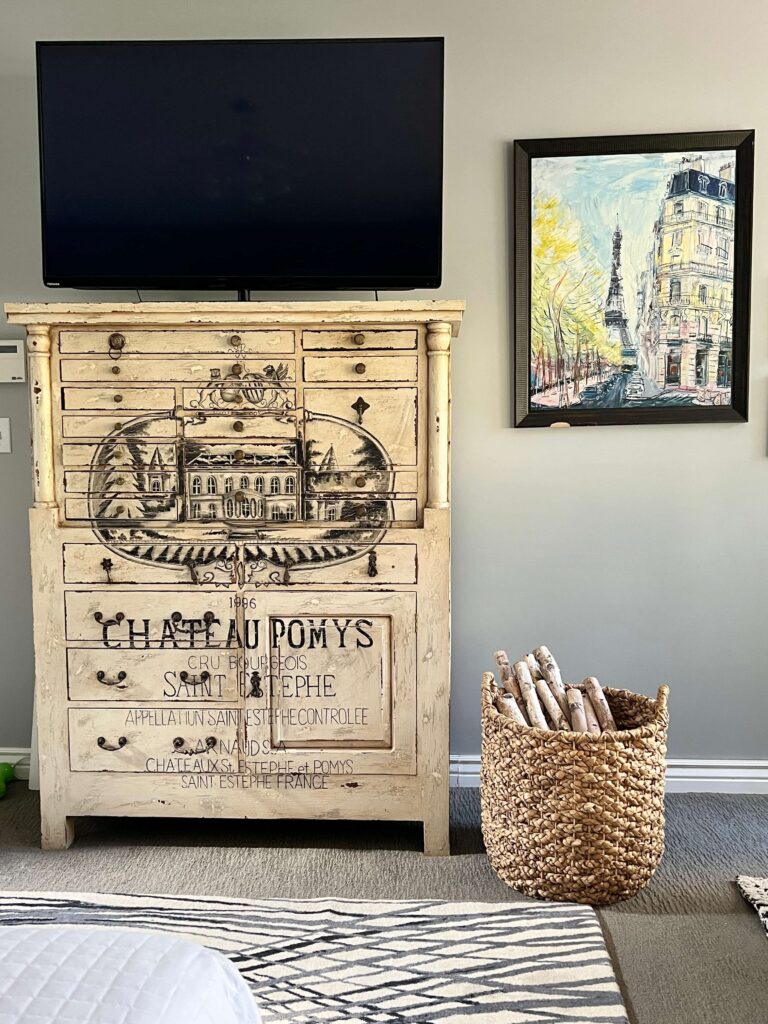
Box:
531;193;619;406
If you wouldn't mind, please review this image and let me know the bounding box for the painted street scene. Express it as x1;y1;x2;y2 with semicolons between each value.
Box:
530;150;737;410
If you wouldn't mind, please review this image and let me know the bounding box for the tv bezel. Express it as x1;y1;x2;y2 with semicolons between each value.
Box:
35;37;444;293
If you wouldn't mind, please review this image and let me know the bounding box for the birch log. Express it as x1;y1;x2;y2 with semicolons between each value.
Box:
533;645;570;720
525;653;543;680
582;692;602;735
566;687;589;732
513;660;550;730
534;677;570;730
583;676;617;731
494;650;528;721
495;693;527;725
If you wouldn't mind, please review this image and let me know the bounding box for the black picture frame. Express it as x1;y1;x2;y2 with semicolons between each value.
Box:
513;130;754;427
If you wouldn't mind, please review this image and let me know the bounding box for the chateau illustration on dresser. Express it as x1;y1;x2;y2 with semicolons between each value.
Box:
6;301;464;854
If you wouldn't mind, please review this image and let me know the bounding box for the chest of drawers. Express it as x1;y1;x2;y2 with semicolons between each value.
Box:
6;301;463;853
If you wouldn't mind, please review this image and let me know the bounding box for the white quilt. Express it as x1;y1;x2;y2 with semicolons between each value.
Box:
0;925;261;1023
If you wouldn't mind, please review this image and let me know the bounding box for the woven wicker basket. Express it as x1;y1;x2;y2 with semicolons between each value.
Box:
481;673;669;905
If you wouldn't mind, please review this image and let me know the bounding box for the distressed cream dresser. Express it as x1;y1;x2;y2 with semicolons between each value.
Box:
6;301;463;853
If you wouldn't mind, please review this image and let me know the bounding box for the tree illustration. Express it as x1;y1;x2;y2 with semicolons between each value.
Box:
351;437;387;471
531;193;619;406
93;439;148;520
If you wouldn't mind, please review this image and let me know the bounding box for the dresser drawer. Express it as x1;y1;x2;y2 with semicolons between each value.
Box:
182;409;297;441
305;468;417;494
302;329;417;351
62;414;178;439
64;496;179;523
60;356;296;384
63;542;418;587
59;329;295;355
63;470;180;495
62;442;177;468
305;387;417;466
68;706;239;772
303;355;417;383
62;387;175;411
65;591;233;644
305;496;417;525
67;648;240;702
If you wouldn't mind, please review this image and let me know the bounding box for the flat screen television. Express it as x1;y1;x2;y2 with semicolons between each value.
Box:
36;38;444;292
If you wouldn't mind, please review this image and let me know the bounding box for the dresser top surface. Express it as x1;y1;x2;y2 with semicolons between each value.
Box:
5;299;465;333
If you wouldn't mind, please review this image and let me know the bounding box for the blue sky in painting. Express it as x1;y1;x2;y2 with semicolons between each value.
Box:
531;149;735;323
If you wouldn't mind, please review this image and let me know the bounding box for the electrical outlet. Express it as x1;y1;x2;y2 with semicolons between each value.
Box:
0;418;11;453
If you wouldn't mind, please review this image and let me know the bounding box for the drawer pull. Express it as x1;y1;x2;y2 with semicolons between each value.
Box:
353;332;366;346
355;476;366;488
234;490;247;502
170;610;219;630
111;366;121;375
354;362;366;375
233;420;245;433
113;422;124;431
233;393;244;404
113;477;125;486
113;394;123;403
172;736;217;755
368;551;378;577
108;333;126;352
96;670;128;688
234;448;245;461
100;557;114;584
231;363;244;376
93;611;125;626
97;736;127;751
179;671;211;685
351;395;370;425
229;334;242;347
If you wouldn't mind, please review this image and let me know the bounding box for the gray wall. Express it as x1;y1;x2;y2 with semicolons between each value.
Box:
1;0;766;758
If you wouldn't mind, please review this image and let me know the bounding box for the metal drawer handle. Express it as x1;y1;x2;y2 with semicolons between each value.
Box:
353;332;366;346
96;670;128;688
108;333;125;351
179;671;211;685
233;420;245;432
113;394;123;403
93;611;125;625
170;611;218;627
172;736;217;755
231;363;244;376
97;736;127;751
354;362;366;375
368;551;378;577
111;365;121;375
229;334;242;347
351;396;370;424
355;476;366;488
233;448;245;461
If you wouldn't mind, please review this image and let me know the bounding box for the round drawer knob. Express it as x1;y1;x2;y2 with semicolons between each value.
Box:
233;420;245;433
231;363;244;376
114;422;123;430
114;477;125;486
234;490;246;502
234;449;245;460
354;362;366;375
108;333;125;351
229;334;242;347
353;332;366;346
111;366;121;375
233;393;244;404
114;505;125;516
355;476;367;488
113;394;123;403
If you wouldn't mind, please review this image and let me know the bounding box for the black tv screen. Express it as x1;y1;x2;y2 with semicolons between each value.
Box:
36;38;444;292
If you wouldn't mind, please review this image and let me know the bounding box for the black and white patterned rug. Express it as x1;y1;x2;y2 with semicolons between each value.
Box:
0;891;627;1023
738;876;768;936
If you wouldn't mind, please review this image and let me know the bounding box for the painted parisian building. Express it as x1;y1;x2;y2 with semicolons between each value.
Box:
636;158;735;394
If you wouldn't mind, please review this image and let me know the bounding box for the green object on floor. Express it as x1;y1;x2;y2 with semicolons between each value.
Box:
0;778;5;799
0;763;15;785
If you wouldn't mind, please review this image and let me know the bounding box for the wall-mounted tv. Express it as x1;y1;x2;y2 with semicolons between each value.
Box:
36;38;444;293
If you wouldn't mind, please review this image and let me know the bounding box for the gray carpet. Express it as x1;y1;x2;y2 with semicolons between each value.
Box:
0;787;766;1024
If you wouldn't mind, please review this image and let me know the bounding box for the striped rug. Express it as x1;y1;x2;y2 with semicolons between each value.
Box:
0;892;627;1023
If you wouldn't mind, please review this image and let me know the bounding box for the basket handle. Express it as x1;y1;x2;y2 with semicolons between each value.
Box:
656;684;670;712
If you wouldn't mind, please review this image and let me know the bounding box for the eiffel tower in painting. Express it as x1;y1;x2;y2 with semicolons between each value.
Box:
604;217;638;369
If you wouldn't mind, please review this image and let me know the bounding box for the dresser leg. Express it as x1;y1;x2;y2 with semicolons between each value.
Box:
422;809;450;857
41;814;75;851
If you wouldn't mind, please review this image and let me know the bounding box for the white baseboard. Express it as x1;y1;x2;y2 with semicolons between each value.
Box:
2;748;767;794
449;754;768;793
0;748;31;782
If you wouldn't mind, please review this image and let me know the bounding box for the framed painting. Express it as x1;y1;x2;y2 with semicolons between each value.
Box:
513;130;754;426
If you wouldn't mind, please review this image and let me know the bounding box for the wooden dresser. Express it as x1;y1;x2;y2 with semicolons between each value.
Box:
5;301;463;853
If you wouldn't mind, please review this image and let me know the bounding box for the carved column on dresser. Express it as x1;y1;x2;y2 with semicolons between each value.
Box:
420;320;453;854
26;323;73;848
